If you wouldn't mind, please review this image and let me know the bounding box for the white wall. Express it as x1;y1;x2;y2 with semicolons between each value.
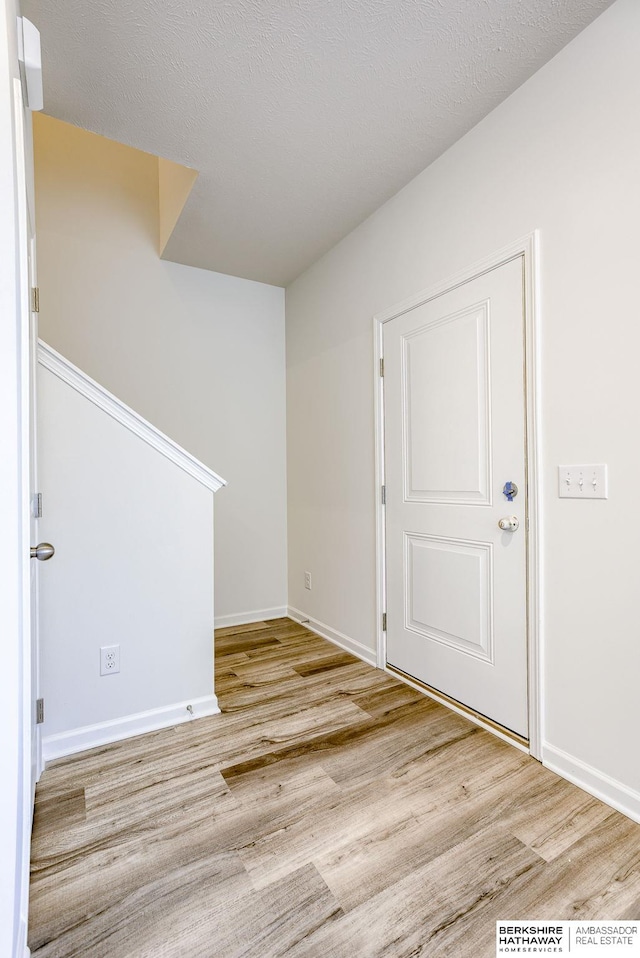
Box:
286;0;640;815
34;115;287;626
38;359;219;756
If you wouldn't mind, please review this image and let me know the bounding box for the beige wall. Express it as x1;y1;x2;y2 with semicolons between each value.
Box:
34;114;287;625
286;0;640;816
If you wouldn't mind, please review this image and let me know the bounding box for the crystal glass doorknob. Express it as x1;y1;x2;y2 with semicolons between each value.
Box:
498;516;519;532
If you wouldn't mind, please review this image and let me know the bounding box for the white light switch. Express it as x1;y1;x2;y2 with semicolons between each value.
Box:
558;464;608;499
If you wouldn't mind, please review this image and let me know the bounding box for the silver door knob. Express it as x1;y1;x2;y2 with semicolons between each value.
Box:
30;542;55;561
498;516;519;532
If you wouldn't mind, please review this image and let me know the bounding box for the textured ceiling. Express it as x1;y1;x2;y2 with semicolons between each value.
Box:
25;0;614;286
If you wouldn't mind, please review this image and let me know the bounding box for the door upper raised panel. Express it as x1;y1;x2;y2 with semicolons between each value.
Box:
402;302;491;504
405;533;494;664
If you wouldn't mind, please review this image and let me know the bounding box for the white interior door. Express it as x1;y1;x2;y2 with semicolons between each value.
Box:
383;256;528;738
14;74;41;794
28;235;41;787
6;69;40;955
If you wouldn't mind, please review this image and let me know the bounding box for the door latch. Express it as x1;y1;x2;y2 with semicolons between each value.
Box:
502;481;518;502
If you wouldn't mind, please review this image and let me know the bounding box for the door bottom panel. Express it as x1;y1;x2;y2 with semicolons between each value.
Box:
386;662;529;749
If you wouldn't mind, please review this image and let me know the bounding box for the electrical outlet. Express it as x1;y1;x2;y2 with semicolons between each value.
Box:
100;644;120;676
304;571;312;590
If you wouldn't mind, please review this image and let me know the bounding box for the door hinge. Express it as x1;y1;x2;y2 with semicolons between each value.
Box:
31;287;40;313
379;357;384;377
32;492;42;518
382;612;387;632
381;484;386;505
36;698;44;725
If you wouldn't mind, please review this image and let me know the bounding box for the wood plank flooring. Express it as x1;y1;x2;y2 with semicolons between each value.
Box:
29;618;640;957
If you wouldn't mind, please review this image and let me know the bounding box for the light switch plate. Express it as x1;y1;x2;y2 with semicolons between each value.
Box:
558;464;608;499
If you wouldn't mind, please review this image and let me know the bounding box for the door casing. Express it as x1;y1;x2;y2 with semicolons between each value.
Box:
373;231;542;759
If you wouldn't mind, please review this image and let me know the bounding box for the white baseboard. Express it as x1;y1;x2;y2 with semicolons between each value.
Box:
287;607;377;667
542;742;640;825
42;694;220;763
214;607;288;629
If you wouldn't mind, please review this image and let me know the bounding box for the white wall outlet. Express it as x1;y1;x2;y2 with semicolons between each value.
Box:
304;571;312;590
100;644;120;675
558;464;608;499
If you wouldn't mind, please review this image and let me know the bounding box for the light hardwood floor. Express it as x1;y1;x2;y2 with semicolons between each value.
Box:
29;618;640;957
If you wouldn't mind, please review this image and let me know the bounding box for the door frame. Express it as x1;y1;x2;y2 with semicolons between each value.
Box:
373;231;542;759
0;42;36;958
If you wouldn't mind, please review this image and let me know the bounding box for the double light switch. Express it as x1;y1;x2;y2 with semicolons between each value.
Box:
558;464;608;499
